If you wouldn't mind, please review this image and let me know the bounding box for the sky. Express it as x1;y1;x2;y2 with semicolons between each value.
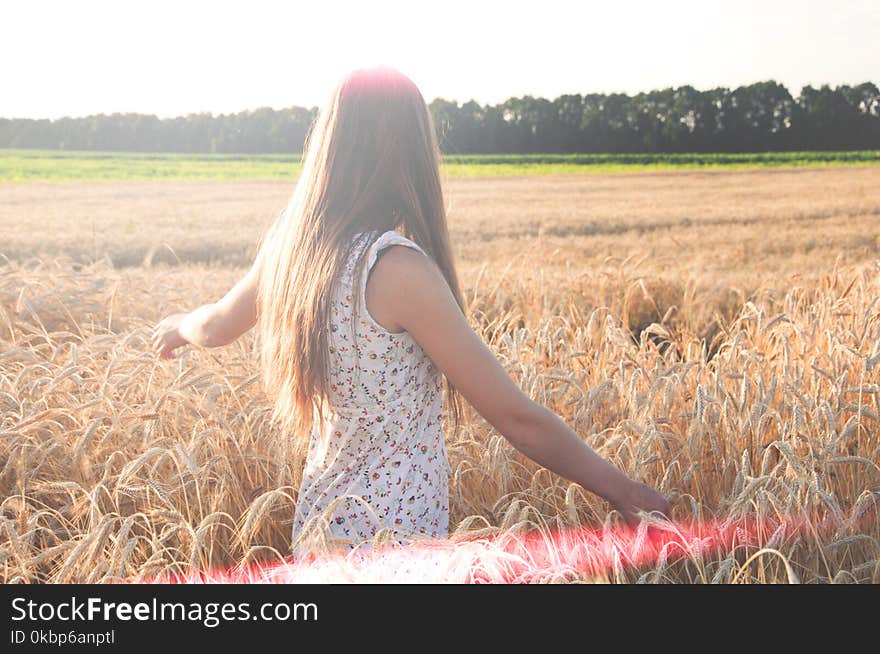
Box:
2;0;878;119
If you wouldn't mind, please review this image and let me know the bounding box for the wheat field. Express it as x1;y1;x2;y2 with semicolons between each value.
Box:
1;166;879;583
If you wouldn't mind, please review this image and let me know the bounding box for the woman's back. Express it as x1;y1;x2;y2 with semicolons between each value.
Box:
152;67;668;561
291;229;451;552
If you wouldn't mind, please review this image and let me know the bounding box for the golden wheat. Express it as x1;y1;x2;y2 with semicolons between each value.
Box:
1;168;879;583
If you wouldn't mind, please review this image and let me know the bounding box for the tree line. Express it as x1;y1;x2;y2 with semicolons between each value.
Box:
2;81;878;154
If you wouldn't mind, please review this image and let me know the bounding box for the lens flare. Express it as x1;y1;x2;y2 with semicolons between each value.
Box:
146;513;833;584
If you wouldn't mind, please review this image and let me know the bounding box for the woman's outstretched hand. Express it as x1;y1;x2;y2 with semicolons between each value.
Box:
149;265;259;360
611;480;671;528
151;313;189;359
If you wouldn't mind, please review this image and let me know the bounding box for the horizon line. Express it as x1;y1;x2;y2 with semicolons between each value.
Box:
3;78;877;123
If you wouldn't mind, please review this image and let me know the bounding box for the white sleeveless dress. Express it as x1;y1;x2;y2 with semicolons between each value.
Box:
291;229;451;552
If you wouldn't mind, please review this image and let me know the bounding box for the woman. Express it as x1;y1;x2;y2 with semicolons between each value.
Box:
151;67;669;554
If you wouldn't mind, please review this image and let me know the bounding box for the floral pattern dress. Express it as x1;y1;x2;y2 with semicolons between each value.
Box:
291;229;451;553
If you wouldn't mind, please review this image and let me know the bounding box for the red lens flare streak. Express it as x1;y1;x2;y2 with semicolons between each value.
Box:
146;513;843;584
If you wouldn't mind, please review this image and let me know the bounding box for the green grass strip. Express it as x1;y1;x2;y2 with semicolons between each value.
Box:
2;148;878;182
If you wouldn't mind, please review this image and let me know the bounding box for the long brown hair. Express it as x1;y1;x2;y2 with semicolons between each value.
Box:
257;67;464;447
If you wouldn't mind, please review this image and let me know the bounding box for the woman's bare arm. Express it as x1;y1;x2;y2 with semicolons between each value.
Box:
151;262;259;359
366;246;669;525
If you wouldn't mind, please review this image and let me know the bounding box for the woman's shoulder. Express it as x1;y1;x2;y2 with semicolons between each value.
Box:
365;230;426;271
371;230;424;252
353;230;435;334
341;230;428;290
